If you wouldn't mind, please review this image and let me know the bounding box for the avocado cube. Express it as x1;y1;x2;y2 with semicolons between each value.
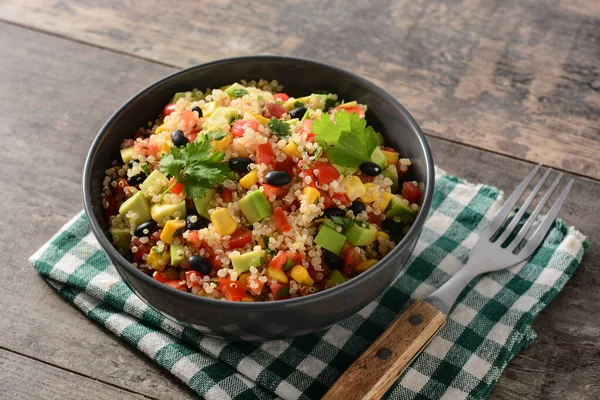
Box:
383;165;399;192
230;249;266;273
141;170;169;199
224;83;248;98
385;195;417;221
120;147;134;164
150;201;187;227
327;269;347;286
204;107;238;132
345;222;377;246
333;164;358;176
193;188;216;220
109;225;132;252
314;225;346;255
238;190;272;224
371;147;388;169
170;243;185;266
119;191;151;228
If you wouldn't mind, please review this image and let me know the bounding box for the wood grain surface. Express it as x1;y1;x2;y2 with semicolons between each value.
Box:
0;0;598;398
323;301;447;400
1;0;599;180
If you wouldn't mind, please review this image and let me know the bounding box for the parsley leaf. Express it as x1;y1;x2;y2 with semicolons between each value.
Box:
312;110;378;168
267;117;291;138
158;139;230;199
324;216;354;232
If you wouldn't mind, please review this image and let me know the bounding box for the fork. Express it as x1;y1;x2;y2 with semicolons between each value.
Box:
323;164;573;400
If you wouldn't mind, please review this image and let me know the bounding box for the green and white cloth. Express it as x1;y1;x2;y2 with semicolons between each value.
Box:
30;171;588;399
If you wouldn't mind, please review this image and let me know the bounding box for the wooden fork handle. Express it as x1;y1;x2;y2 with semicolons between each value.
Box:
322;301;447;400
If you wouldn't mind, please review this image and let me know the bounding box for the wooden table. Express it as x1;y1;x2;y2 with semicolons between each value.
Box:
1;1;598;398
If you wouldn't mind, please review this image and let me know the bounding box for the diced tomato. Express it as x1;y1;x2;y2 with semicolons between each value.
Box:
298;161;317;188
342;248;361;276
164;280;186;291
359;175;375;183
131;237;151;263
169;177;184;195
153;271;169;283
402;182;421;203
273;93;289;102
333;192;351;207
247;276;266;295
275;157;295;176
306;263;330;282
221;187;233;203
315;162;340;185
334;105;364;118
162;103;176;118
150;230;162;242
178;110;198;132
368;214;382;227
201;243;221;269
262;183;288;199
255;143;275;164
186;128;200;142
114;178;129;197
103;193;116;218
299;119;314;135
133;138;159;157
227;227;252;249
270;283;291;300
273;207;291;233
264;102;286;119
217;278;247;301
231;119;259;138
185;271;203;288
320;191;334;209
396;161;406;177
269;251;304;270
306;133;316;143
186;230;203;248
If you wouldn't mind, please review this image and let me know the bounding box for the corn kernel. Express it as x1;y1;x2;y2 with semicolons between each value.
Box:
247;113;270;125
378;192;393;212
343;175;366;201
291;265;314;286
302;187;320;204
356;259;378;273
360;183;379;203
239;170;258;189
376;231;390;241
211;208;238;236
237;272;250;291
147;247;169;272
155;124;167;134
266;267;289;284
220;85;230;91
201;101;218;118
382;150;399;165
160;219;186;244
241;297;255;302
211;132;232;151
283;142;302;158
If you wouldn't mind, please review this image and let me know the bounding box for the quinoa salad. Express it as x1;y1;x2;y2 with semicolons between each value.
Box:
103;79;422;302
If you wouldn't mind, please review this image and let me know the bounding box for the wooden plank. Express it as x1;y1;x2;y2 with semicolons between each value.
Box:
428;136;600;400
0;349;149;400
0;23;195;400
0;16;598;400
0;0;599;179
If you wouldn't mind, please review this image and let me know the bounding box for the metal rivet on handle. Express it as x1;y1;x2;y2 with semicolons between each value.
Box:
409;315;423;325
378;348;392;359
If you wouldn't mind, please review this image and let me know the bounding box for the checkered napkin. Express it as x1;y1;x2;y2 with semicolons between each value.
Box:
30;171;588;400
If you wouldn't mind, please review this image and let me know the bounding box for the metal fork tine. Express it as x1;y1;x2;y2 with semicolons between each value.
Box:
507;173;563;252
496;168;552;245
482;164;542;239
518;179;574;258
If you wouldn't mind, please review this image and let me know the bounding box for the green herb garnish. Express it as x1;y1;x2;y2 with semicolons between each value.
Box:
151;247;164;255
139;163;150;175
159;138;230;199
276;286;290;298
294;101;304;108
206;130;227;141
282;258;295;271
324;216;354;232
230;88;248;98
312;110;378;168
323;97;337;112
267;117;291;138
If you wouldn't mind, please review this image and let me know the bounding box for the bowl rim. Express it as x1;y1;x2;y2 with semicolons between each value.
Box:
83;55;435;310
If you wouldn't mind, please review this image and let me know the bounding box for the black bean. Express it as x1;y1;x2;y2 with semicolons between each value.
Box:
265;171;291;186
171;129;188;147
359;161;382;176
192;106;203;117
289;107;307;119
324;251;344;270
127;172;146;186
186;214;209;230
189;255;212;274
228;157;253;173
382;219;404;237
324;207;345;218
349;201;366;215
134;220;157;237
127;160;136;168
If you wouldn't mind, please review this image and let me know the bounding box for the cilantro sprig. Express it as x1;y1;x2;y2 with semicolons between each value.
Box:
312;110;378;168
324;216;355;232
159;138;230;199
267;117;291;138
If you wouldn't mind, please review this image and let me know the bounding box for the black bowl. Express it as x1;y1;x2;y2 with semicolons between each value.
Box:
83;56;434;341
